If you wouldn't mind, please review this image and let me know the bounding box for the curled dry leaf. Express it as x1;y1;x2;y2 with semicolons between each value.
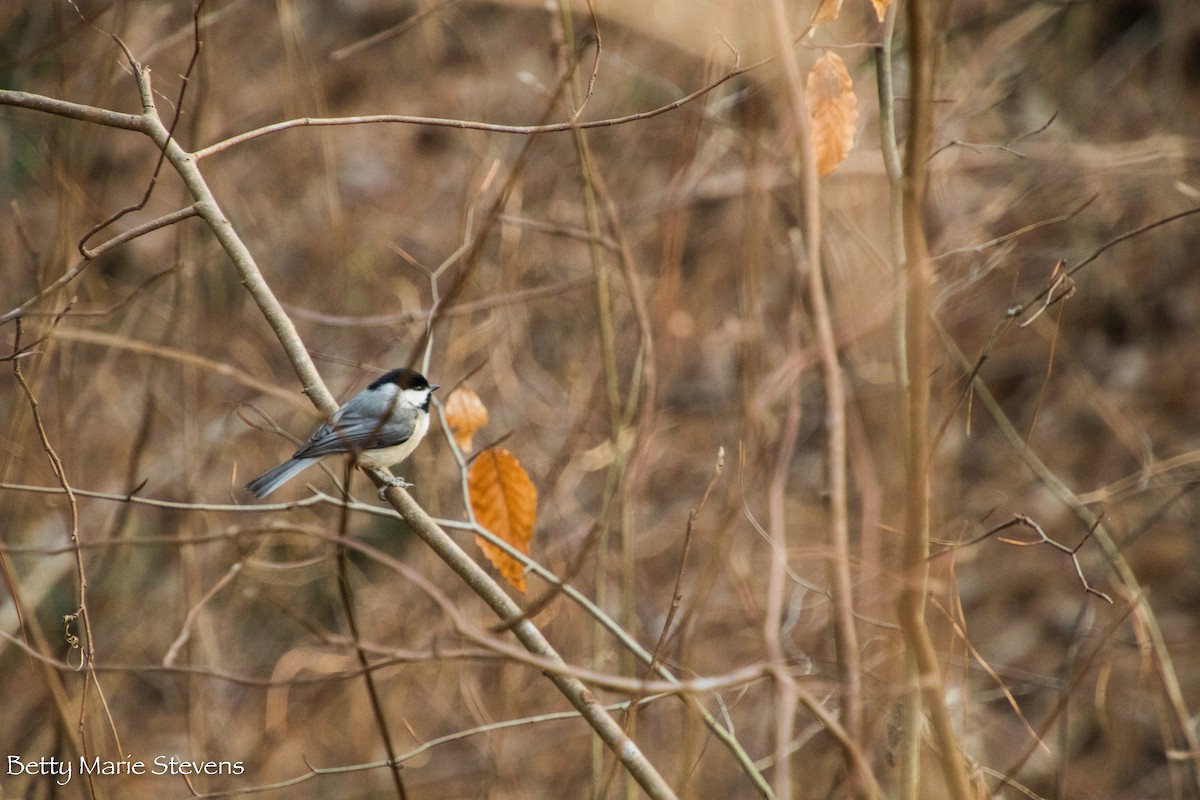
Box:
469;448;538;593
444;386;489;451
813;0;843;25
806;51;859;176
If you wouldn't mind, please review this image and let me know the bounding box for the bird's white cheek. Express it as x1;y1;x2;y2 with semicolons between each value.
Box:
400;387;431;408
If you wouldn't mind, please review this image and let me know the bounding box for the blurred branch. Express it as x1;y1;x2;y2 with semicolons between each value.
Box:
285;275;596;328
333;461;408;800
929;595;1053;757
982;203;1200;338
935;319;1200;795
993;603;1135;798
50;327;309;409
0;205;200;326
874;6;927;794
162;562;242;667
432;630;771;696
623;448;723;770
0;627;491;687
803;255;864;783
575;0;604;117
876;1;908;385
9;319;117;788
435;408;772;797
763;377;802;800
1063;203;1200;279
590;153;661;701
897;0;976;796
329;0;463;61
1076;448;1200;506
928;112;1056;162
375;473;679;800
768;3;868;798
547;8;637;796
187;698;669;800
763;7;807;798
72;18;204;258
191;56;763;160
410;69;573;371
498;213;620;250
931;193;1096;262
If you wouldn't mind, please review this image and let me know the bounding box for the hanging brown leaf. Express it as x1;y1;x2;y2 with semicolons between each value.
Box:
444;386;489;451
469;448;537;593
806;51;859;176
869;0;893;22
812;0;843;25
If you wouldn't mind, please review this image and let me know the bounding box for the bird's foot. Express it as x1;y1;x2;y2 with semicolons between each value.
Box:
377;475;413;500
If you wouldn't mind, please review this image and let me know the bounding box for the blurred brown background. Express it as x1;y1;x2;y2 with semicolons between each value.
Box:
3;0;1200;797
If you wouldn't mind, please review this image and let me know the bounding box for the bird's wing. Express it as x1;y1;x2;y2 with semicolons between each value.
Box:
291;390;417;459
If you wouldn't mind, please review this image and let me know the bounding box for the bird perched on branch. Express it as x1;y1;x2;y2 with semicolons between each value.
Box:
246;368;438;499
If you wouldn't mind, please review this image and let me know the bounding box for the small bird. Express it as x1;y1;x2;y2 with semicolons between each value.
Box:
245;368;439;499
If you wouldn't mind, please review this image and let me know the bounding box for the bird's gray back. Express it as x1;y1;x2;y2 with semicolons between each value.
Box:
293;384;418;459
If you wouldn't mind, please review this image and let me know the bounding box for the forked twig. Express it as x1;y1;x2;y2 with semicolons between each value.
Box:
934;513;1112;603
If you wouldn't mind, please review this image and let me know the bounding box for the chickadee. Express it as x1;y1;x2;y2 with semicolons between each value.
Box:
246;368;439;499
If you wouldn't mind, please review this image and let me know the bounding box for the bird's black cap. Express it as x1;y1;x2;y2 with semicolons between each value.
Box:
369;368;436;392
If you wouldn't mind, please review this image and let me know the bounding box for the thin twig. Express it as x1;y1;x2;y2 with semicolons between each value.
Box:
49;327;309;409
934;318;1200;795
10;319;118;796
1068;204;1200;279
374;475;680;799
77;12;204;257
190;58;765;160
1005;204;1200;323
283;275;595;328
330;0;463;61
185;697;668;800
0;204;200;325
547;6;631;794
932;513;1112;602
931;194;1097;262
162;563;243;666
623;449;725;751
334;461;408;799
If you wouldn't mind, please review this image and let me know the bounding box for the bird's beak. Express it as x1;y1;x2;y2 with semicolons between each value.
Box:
431;384;441;392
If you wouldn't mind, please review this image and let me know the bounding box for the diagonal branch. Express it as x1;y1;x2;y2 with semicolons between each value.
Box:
0;42;686;800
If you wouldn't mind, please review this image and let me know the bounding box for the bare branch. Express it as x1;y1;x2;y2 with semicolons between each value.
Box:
1;205;200;325
0;89;147;131
191;58;768;160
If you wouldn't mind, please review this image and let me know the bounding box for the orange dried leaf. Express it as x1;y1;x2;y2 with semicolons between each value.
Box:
806;51;859;176
444;386;489;451
469;448;538;593
813;0;843;25
869;0;892;22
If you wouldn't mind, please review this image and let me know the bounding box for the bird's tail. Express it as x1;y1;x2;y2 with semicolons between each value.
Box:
245;457;318;498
